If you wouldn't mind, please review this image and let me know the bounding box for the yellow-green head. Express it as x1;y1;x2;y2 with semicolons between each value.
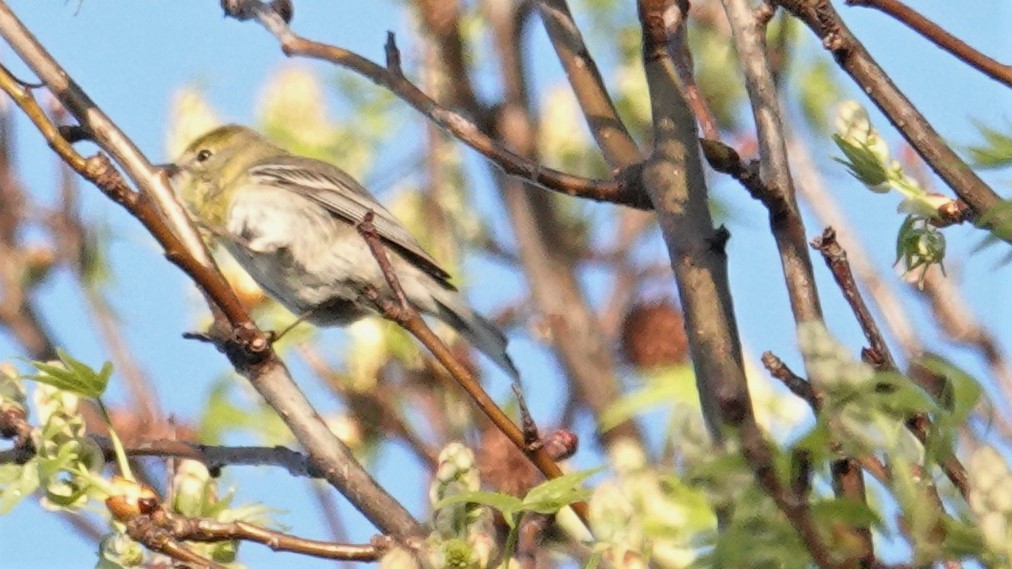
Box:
167;124;288;228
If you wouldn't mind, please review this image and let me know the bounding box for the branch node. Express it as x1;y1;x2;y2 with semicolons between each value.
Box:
762;350;819;408
384;31;403;78
708;225;731;252
755;0;778;27
269;0;293;24
57;124;92;143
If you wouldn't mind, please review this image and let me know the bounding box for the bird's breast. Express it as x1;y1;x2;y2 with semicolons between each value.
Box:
223;186;371;318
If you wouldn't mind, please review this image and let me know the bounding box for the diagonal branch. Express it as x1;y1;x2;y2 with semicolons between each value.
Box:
535;0;642;167
844;0;1012;88
811;228;896;370
355;213;591;527
774;0;1005;229
810;228;970;501
0;2;423;538
223;0;651;209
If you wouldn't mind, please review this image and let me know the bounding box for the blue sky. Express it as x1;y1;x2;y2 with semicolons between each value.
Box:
0;1;1009;567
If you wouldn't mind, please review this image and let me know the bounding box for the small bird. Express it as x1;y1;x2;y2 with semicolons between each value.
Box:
165;124;517;377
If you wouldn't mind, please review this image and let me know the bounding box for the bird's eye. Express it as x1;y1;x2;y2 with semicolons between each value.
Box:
196;149;213;163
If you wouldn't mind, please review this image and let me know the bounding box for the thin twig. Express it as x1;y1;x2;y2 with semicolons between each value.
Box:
810;229;971;501
125;512;228;569
0;431;323;478
513;384;541;451
354;212;591;527
762;351;819;408
223;0;650;209
383;31;403;78
811;227;896;371
774;0;1006;233
144;508;392;561
844;0;1012;88
665;1;721;140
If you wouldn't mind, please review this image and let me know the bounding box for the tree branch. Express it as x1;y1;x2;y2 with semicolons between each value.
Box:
222;0;651;209
810;228;970;501
762;351;819;408
665;2;722;141
844;0;1012;88
811;227;896;371
480;1;644;448
774;0;1005;228
719;0;824;326
637;1;845;567
535;0;642;167
354;212;590;527
137;508;392;562
637;0;747;446
0;2;423;538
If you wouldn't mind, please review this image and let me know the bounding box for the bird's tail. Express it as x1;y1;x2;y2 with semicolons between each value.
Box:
433;296;519;380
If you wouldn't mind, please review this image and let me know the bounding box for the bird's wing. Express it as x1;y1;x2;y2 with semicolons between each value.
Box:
247;158;454;286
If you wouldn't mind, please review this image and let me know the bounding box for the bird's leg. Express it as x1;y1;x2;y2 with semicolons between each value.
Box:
268;308;319;343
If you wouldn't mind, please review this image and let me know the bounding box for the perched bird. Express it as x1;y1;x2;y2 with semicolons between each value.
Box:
164;124;517;377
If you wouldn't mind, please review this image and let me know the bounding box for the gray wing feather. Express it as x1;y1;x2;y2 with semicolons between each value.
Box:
248;157;453;286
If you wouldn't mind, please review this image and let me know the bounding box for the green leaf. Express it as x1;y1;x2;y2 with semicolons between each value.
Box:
873;372;940;417
0;463;39;514
939;516;987;559
521;467;603;514
966;120;1012;169
43;477;88;508
832;134;889;190
435;490;524;526
434;468;603;529
810;498;884;531
914;355;983;422
26;349;111;399
600;365;696;431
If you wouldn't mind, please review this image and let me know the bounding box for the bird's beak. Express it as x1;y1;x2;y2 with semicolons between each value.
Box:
156;163;181;180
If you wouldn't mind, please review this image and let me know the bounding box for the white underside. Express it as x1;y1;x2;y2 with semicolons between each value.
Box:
224;185;441;324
